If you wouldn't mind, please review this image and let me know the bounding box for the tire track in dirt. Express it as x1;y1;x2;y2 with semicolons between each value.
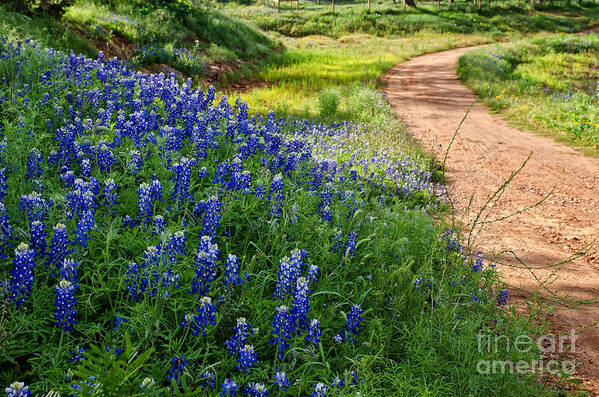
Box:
382;44;599;392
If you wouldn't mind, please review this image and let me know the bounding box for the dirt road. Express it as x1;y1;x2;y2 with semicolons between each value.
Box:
382;46;599;391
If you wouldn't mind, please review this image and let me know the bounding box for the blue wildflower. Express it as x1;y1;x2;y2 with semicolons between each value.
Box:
55;279;77;332
243;383;268;397
200;371;216;393
290;277;310;332
8;243;36;308
191;236;220;295
343;304;364;342
48;223;69;271
224;254;244;287
70;346;86;364
220;378;239;396
152;215;165;235
202;195;221;237
167;356;187;386
225;317;253;355
180;296;216;336
270;305;293;359
268;173;283;217
497;289;508;306
237;344;257;373
472;252;483;273
310;383;328;397
306;318;321;348
29;220;46;259
113;315;127;330
5;381;30;397
273;372;290;391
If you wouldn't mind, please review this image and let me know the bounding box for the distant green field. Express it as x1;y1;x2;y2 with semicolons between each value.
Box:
458;33;599;154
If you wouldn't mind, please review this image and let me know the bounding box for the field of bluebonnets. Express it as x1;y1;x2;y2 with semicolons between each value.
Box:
0;37;546;396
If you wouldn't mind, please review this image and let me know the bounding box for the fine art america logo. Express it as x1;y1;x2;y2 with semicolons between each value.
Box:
477;330;577;375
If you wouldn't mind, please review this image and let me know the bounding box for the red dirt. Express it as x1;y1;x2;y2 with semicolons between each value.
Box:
382;46;599;394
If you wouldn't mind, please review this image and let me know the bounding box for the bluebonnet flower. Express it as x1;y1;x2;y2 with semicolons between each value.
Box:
96;144;114;173
224;254;244;287
0;202;13;251
113;315;127;330
138;183;152;224
273;372;290;391
170;157;194;204
19;192;50;223
124;261;147;301
129;150;143;177
330;377;344;391
29;220;46;259
497;289;508;306
310;383;328;397
167;356;187;386
191;236;219;295
307;265;320;284
122;215;136;229
5;381;30;397
60;169;76;187
344;232;357;257
202;195;221;237
139;377;156;394
333;334;343;344
225;317;253;355
472;252;484;273
103;178;117;208
55;279;77;332
0;168;8;200
70;346;86;364
26;149;43;181
200;371;216;393
150;177;163;202
198;166;209;179
306;319;321;348
152;215;165;235
80;158;91;178
330;230;344;253
318;189;333;222
237;344;257;373
8;243;35;308
59;258;79;286
290;277;310;332
343;304;364;342
243;383;268;397
268;173;283;217
270;305;294;359
48;223;69;271
163;230;186;261
180;296;216;336
74;212;95;248
220;379;239;396
350;370;358;385
273;250;305;300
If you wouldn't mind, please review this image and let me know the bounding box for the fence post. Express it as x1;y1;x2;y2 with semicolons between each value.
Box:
368;0;371;12
332;0;335;11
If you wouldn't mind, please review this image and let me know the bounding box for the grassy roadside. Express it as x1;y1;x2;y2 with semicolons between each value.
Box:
224;1;599;38
457;33;599;155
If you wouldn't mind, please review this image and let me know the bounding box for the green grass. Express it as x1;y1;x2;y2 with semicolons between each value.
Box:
223;1;599;38
225;33;494;118
457;33;599;154
0;5;96;57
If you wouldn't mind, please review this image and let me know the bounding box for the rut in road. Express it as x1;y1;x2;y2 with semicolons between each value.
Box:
382;45;599;390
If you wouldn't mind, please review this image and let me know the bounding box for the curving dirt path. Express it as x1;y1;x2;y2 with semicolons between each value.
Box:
382;46;599;391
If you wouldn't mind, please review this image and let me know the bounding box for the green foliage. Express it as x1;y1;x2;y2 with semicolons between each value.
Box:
458;33;599;150
224;2;599;39
0;5;96;57
8;0;75;17
318;89;340;118
65;336;164;396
